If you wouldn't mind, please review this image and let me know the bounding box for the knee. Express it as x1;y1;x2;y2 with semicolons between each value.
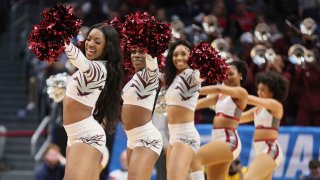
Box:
190;159;202;171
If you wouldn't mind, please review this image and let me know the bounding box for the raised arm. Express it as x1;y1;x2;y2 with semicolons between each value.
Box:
64;42;90;72
200;85;248;100
146;54;158;71
196;94;218;110
64;42;107;89
248;95;283;118
145;54;159;81
240;107;256;124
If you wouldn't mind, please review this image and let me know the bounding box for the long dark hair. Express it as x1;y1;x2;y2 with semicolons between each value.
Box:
85;23;123;135
256;71;289;102
164;40;192;87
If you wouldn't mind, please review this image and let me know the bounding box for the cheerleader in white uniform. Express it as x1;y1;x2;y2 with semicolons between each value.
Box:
164;40;204;180
63;23;123;180
196;60;248;180
240;71;289;180
121;49;163;180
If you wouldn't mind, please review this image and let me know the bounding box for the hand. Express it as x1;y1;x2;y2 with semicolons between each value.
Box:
193;70;205;83
146;54;156;62
57;153;66;165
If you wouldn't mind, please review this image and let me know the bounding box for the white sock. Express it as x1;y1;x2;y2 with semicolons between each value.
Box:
190;170;205;180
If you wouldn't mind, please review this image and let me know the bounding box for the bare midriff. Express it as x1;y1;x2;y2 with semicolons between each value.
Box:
122;104;152;130
213;116;239;129
254;129;278;141
167;105;194;124
63;96;93;125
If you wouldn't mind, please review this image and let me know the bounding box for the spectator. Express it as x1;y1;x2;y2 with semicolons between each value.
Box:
292;59;320;126
211;0;228;34
227;159;248;180
82;0;108;26
230;1;256;33
155;8;168;23
300;159;320;180
35;144;66;180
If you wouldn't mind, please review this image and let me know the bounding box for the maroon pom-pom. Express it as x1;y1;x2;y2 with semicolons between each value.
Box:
28;3;82;63
122;12;172;73
189;42;229;84
104;16;132;73
157;55;166;72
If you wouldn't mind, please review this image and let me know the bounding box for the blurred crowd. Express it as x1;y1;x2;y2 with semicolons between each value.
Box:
23;0;320;127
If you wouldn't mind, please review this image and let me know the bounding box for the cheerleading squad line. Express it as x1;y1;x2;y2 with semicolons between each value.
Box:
63;36;288;180
28;4;289;180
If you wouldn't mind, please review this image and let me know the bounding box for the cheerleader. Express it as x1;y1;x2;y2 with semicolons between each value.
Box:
240;71;289;180
63;23;123;180
120;11;171;180
196;60;248;180
122;50;163;179
164;40;204;180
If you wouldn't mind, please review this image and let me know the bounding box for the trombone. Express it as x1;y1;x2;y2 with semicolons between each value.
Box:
211;38;233;63
254;23;271;43
250;45;277;66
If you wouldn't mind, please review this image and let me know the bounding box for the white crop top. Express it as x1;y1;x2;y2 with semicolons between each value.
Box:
254;107;280;130
122;57;159;110
64;43;107;107
215;94;243;121
165;69;202;111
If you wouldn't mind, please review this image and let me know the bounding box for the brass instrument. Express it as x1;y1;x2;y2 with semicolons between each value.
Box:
288;44;306;65
202;15;218;34
46;73;70;102
211;38;233;62
250;45;267;66
300;17;317;36
223;52;234;63
254;23;271;43
286;17;318;44
265;48;276;62
211;38;229;52
171;19;185;40
288;44;315;65
304;49;315;63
